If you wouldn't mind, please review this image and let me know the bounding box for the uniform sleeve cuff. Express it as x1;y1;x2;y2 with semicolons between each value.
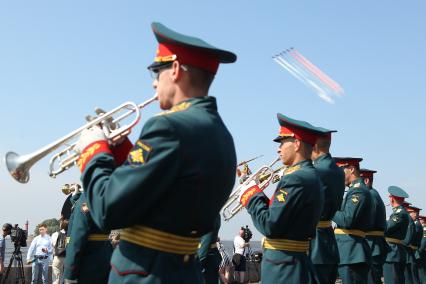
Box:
77;141;112;172
240;185;262;207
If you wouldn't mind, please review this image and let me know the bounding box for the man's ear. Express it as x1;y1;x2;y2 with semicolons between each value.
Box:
171;60;181;81
294;139;302;151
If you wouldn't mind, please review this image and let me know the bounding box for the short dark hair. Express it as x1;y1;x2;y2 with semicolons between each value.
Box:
184;65;215;92
2;223;12;231
39;223;47;229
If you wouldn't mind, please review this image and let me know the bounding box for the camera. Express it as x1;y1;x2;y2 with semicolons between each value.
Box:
10;224;27;247
241;225;253;242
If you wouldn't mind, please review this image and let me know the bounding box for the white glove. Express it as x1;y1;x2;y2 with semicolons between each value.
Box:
238;180;260;206
74;126;107;153
85;107;120;131
86;108;127;146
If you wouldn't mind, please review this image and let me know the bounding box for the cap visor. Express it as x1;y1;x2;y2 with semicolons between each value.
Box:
273;136;283;143
147;61;173;70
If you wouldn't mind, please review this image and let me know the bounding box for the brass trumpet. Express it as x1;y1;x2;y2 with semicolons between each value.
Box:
61;183;82;195
221;157;285;221
5;95;158;183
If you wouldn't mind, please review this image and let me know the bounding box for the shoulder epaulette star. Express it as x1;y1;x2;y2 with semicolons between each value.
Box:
284;165;301;176
353;183;361;188
156;102;192;116
396;208;402;213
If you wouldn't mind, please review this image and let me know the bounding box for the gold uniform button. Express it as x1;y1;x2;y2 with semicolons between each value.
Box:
183;255;190;263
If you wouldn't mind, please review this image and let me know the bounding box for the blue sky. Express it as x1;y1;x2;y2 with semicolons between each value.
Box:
0;1;425;240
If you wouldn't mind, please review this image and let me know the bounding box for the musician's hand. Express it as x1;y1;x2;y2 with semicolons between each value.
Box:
87;107;128;146
0;262;4;273
70;183;83;195
238;180;261;207
74;126;107;154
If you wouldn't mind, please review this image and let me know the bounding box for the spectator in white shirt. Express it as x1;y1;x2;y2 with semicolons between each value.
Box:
27;224;52;284
51;218;68;284
0;223;12;281
233;227;250;283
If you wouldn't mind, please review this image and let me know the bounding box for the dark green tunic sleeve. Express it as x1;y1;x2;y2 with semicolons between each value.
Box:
246;173;304;237
82;115;181;231
333;189;368;229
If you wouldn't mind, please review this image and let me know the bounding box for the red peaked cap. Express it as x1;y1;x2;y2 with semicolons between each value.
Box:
273;113;323;146
148;22;236;74
334;157;363;168
406;205;421;212
360;169;377;179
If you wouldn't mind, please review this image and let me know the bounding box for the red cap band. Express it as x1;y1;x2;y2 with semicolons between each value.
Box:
155;43;220;74
278;126;318;146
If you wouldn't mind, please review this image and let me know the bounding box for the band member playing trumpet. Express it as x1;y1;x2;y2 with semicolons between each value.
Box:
74;22;237;283
238;114;324;283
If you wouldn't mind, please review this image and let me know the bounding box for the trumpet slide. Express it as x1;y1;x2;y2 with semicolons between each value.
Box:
221;157;284;221
5;95;158;183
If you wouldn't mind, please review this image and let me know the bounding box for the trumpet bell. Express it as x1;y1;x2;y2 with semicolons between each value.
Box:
221;157;282;221
5;152;31;184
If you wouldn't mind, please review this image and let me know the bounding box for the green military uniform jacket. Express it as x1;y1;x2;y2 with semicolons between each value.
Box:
404;217;416;264
413;220;423;260
310;153;345;265
82;97;236;282
385;205;410;263
417;225;426;281
66;192;82;243
332;178;374;265
64;194;112;283
246;159;324;283
198;215;221;284
366;188;389;261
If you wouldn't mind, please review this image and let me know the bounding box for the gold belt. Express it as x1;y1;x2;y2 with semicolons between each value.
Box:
365;231;385;237
121;225;200;255
334;228;366;238
409;245;419;250
87;234;109;241
386;237;404;245
263;238;309;252
317;221;332;228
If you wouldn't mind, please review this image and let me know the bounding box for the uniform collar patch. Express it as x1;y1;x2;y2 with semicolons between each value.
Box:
157;101;192;116
352;183;361;188
284;165;301;176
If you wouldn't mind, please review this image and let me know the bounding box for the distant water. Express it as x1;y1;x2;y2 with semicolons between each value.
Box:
222;240;261;256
